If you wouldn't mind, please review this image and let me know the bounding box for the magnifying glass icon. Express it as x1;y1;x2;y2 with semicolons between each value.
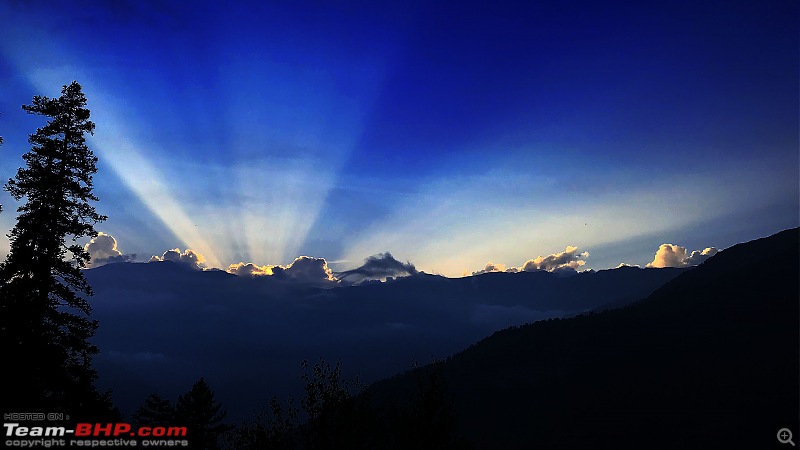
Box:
778;428;795;446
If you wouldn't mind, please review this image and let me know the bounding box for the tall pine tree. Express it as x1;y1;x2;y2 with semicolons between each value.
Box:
0;81;107;414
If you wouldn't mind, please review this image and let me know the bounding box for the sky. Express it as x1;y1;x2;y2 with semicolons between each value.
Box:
0;0;797;277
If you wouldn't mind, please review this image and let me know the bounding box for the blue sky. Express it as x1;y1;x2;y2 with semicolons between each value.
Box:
0;0;797;276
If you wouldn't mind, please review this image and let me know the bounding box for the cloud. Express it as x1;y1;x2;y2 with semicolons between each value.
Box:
149;248;206;270
85;232;136;267
685;247;719;266
646;244;718;268
472;246;590;276
471;262;517;276
337;252;418;282
520;246;589;272
273;256;336;284
227;262;274;277
227;256;337;286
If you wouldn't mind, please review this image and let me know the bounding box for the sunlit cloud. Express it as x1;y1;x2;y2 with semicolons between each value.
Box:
227;262;275;277
471;262;509;275
520;246;589;272
645;244;717;268
149;248;206;270
471;246;589;276
227;256;336;286
85;232;136;267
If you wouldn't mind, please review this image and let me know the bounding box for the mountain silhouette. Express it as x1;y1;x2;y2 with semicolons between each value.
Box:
367;228;799;448
85;259;683;418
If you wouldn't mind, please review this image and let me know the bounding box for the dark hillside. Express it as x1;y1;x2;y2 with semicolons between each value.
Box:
85;261;683;417
369;228;799;449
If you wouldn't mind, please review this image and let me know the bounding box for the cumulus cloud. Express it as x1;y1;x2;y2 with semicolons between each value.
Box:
471;262;517;276
227;256;337;286
520;246;589;272
472;246;589;276
85;232;136;267
646;244;718;268
227;262;273;277
149;248;206;270
336;252;418;282
686;247;719;266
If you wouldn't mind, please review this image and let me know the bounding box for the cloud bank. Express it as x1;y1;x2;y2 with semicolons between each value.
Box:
646;244;718;268
227;256;336;286
149;248;206;270
85;232;135;267
472;246;589;276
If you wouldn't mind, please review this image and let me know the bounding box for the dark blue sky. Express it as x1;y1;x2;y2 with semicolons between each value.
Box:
0;0;797;275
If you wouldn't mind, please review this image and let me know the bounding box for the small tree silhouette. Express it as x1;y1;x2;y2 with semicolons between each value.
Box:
225;396;299;450
300;358;372;450
132;393;177;429
175;378;230;450
405;360;464;449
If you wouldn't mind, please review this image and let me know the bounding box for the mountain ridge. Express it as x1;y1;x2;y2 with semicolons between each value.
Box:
366;227;799;448
84;255;686;419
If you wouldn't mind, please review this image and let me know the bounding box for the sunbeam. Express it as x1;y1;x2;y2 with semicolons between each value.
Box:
236;158;337;265
1;0;796;275
88;126;225;268
1;19;382;269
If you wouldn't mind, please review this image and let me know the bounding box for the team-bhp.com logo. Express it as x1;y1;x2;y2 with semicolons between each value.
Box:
5;422;189;447
5;422;187;437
